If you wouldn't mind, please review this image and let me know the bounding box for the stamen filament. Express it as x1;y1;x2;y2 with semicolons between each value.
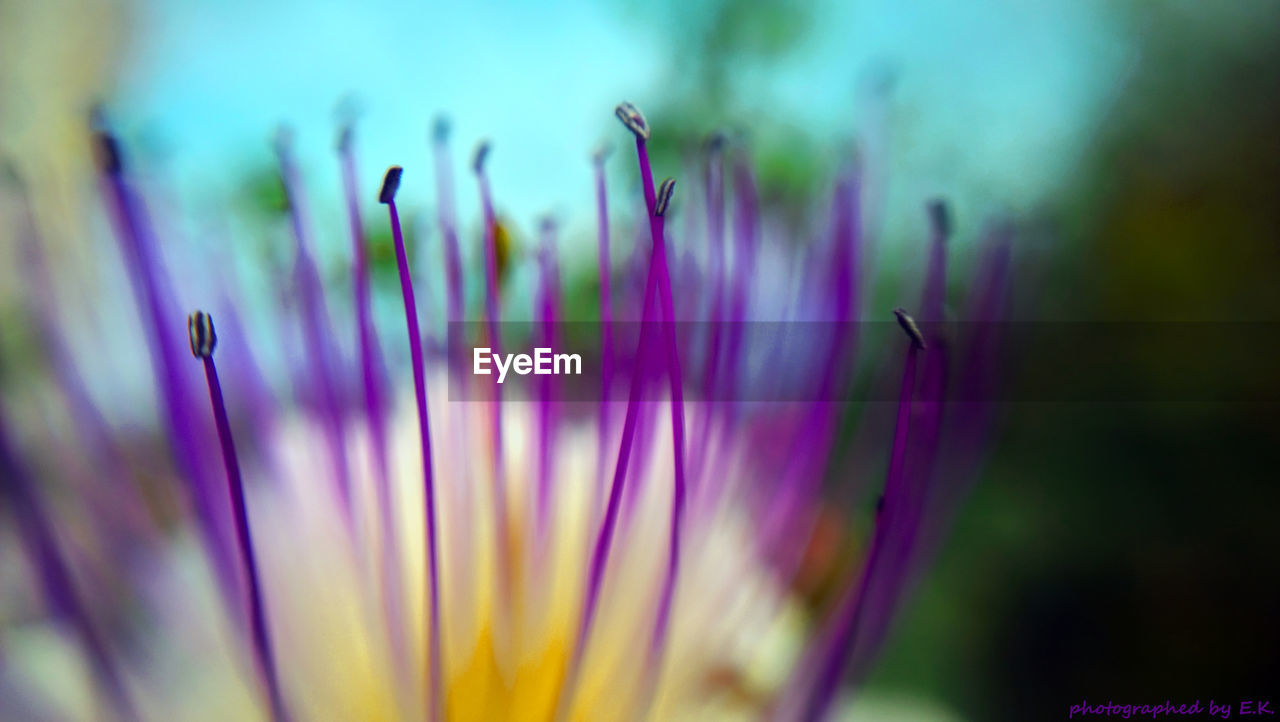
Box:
797;310;923;722
380;168;444;722
560;104;687;716
92;125;241;612
562;201;663;718
922;198;951;322
690;135;727;488
432;116;465;323
188;311;289;722
275;132;354;517
12;168;143;513
593;146;615;517
337;123;409;689
473;142;505;448
337;123;389;451
635;153;688;671
723;157;760;408
695;157;759;516
0;403;138;721
535;218;562;545
473;143;516;661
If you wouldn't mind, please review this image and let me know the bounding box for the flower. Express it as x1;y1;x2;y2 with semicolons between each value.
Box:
0;101;1011;721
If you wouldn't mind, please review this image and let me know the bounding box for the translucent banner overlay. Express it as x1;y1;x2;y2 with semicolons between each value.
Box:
441;322;1280;403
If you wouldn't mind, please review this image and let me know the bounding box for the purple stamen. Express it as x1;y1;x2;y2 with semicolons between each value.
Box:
797;205;971;709
722;157;760;409
690;135;727;483
693;157;760;518
0;402;137;720
337;123;409;684
794;310;924;722
275;131;354;517
836;215;954;687
789;197;963;714
473;142;506;480
472;142;516;646
839;217;1007;698
561;103;688;714
755;171;863;569
842;331;947;690
379;168;444;722
921;198;951;323
630;145;688;678
337;123;389;445
642;173;688;666
593;145;616;516
918;224;1011;550
91;125;241;617
561;205;663;719
535;218;562;546
188;311;289;721
12;167;145;515
432;116;465;323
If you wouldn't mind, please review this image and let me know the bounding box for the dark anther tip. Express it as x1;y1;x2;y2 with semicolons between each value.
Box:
91;131;123;175
433;115;451;144
336;124;354;153
706;130;728;155
187;311;217;359
472;141;491;174
615;102;650;141
893;307;927;350
272;126;296;157
379;166;403;204
655;177;677;217
927;198;951;239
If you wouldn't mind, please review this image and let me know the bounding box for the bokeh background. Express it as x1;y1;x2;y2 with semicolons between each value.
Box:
2;0;1279;719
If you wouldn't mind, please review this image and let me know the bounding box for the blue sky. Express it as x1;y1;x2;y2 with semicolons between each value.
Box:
114;0;1132;256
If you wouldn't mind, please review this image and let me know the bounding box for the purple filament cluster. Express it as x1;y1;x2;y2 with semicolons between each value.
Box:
0;99;1014;721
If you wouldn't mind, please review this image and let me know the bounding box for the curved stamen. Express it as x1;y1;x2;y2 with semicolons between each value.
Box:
628;133;689;684
921;198;951;323
0;402;138;720
592;147;615;518
337;122;409;689
790;308;925;722
472;141;516;664
10;164;146;522
91;121;241;614
380;168;444;722
560;104;687;718
691;132;727;483
535;216;562;547
754;171;860;584
275;131;354;518
432;115;465;324
189;311;289;722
